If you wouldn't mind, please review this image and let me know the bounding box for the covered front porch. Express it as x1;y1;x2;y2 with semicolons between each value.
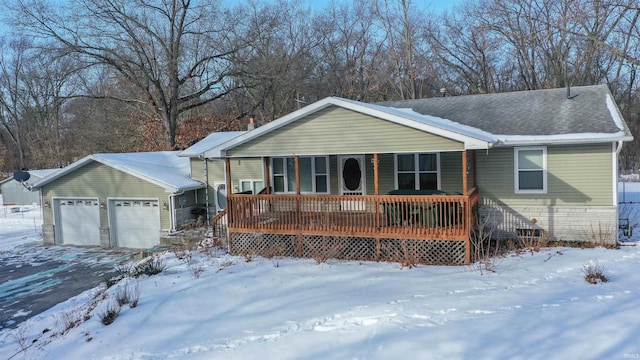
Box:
219;151;480;265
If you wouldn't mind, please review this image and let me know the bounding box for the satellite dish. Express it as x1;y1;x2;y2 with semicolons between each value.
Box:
13;171;30;182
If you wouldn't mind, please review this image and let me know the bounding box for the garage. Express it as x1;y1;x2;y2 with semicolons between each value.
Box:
110;199;161;248
55;199;101;246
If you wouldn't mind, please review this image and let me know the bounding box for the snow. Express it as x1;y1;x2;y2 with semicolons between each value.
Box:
32;152;203;193
179;131;246;158
607;93;627;131
2;192;640;359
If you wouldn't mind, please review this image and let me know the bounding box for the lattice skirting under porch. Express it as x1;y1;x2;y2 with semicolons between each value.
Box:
229;232;467;265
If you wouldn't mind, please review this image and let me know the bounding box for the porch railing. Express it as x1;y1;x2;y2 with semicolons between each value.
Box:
227;187;479;241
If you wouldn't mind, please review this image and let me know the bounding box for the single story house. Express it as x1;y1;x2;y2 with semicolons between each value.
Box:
1;169;60;205
30;151;205;249
185;84;632;265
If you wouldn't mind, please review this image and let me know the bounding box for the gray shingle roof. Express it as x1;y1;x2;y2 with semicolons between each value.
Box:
377;85;626;136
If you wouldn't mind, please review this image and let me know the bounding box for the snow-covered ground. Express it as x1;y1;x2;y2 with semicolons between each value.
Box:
1;190;640;359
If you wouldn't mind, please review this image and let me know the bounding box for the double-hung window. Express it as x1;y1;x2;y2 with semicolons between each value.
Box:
272;156;329;193
515;147;547;193
395;153;440;190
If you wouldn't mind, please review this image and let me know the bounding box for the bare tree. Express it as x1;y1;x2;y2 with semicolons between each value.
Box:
374;0;429;100
424;9;504;95
230;0;321;122
312;0;387;101
14;0;248;149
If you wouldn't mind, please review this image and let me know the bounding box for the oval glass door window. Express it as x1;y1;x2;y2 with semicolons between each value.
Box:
343;158;362;191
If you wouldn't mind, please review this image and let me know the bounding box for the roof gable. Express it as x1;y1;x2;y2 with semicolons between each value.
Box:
32;152;203;193
226;106;465;157
203;97;494;158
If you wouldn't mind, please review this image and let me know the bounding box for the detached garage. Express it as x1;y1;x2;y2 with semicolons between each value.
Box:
31;151;205;249
1;169;59;205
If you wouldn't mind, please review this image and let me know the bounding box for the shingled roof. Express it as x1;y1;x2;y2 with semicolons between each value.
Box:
377;85;629;138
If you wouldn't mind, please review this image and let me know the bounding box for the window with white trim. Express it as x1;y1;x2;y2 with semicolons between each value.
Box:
272;156;329;193
395;153;440;190
239;179;264;194
515;147;547;193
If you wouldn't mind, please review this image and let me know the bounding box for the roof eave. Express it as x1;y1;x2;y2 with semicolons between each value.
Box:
31;156;94;189
495;134;634;147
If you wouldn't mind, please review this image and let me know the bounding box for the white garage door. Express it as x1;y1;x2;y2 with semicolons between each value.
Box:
56;199;101;246
111;200;160;249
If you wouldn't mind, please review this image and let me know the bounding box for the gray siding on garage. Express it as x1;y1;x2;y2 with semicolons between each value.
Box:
41;161;173;230
1;179;41;205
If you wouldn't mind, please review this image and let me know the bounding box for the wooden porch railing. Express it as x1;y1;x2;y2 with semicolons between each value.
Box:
209;209;227;238
227;187;479;241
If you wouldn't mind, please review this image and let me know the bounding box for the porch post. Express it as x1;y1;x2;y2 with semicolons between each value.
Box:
295;156;301;195
472;150;477;188
294;155;302;255
263;157;271;194
373;153;381;260
225;157;233;253
373;153;379;196
462;150;468;194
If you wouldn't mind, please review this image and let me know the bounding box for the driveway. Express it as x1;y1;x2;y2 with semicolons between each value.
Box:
0;244;133;330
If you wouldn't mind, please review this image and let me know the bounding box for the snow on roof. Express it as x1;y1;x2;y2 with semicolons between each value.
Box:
607;93;628;132
179;131;246;157
377;85;633;144
29;169;61;179
33;151;203;193
0;168;60;185
353;102;498;143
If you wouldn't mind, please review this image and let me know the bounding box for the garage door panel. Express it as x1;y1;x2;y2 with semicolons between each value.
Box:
112;200;160;249
56;199;101;246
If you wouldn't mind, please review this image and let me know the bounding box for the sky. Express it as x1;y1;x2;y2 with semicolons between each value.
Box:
0;0;463;37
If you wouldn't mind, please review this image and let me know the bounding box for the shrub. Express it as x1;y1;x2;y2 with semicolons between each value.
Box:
99;302;121;325
583;261;609;284
114;281;141;307
187;257;205;279
103;274;124;288
131;257;165;277
55;307;84;335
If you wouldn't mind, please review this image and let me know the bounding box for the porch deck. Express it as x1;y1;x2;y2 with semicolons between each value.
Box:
222;188;479;264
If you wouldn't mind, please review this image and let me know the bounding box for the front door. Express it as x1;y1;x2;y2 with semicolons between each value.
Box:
339;155;366;195
339;155;366;210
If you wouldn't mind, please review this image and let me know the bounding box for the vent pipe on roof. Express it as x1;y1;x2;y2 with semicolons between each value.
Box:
440;88;446;97
566;84;570;99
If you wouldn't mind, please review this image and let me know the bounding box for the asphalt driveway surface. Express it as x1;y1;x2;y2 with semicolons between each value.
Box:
0;245;133;330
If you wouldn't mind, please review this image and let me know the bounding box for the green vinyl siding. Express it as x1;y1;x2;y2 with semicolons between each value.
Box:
440;152;463;193
198;158;263;204
227;106;463;157
477;144;613;206
41;161;172;229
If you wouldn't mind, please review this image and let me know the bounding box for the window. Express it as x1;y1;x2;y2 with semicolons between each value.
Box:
240;179;265;194
395;153;439;190
272;156;329;193
515;147;546;193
